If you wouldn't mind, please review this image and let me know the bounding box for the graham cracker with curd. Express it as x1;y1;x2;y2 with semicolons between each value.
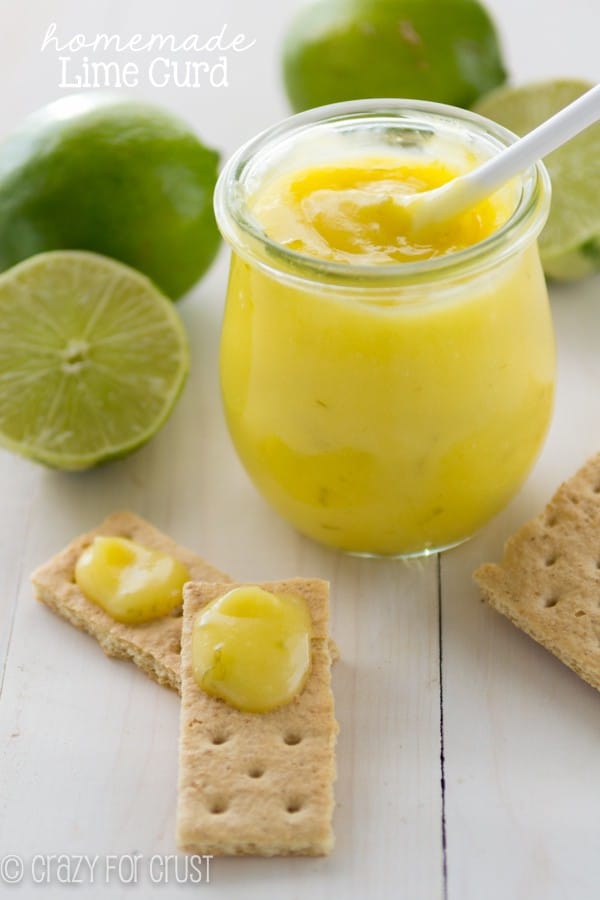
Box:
31;511;231;692
177;579;338;856
474;453;600;692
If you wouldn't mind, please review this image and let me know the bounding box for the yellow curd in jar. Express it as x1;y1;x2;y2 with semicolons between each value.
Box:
218;110;554;556
250;158;509;264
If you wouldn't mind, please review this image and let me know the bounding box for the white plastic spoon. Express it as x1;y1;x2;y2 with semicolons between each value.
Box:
400;83;600;231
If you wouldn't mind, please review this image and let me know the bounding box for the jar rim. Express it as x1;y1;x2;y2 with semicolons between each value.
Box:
214;98;551;288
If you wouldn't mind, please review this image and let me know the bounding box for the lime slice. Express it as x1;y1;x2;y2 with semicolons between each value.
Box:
475;79;600;280
0;251;189;470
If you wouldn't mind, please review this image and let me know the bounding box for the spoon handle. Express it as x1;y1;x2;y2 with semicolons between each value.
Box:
461;83;600;207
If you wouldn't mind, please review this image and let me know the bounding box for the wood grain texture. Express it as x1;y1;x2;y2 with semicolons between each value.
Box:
0;1;598;898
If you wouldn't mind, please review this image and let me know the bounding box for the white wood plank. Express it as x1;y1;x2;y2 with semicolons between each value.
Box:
442;276;600;900
0;453;38;681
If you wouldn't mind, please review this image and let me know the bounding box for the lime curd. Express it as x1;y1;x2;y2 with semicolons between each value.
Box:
75;536;189;624
215;101;555;557
251;156;511;264
192;587;312;713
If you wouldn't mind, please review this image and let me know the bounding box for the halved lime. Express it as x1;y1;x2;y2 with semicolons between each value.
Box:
475;79;600;280
0;251;189;470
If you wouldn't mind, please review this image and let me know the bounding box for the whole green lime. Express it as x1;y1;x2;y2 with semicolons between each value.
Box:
283;0;507;112
0;93;221;299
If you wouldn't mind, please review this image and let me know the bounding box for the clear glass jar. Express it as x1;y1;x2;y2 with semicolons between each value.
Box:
215;100;554;557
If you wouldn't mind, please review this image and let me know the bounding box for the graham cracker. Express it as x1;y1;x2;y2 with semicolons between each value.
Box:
474;452;600;692
31;511;231;692
177;579;338;856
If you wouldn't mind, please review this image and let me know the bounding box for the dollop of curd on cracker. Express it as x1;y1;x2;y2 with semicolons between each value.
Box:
191;586;312;713
75;536;190;624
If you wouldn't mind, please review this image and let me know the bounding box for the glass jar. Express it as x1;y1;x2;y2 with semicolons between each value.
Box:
215;100;554;557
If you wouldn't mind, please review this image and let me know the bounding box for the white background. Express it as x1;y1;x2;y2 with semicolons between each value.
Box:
0;1;599;898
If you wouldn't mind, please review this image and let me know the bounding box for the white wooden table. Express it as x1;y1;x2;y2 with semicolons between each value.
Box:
0;1;598;898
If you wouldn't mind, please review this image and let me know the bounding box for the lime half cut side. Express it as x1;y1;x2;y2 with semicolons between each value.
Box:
475;79;600;281
0;251;189;470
